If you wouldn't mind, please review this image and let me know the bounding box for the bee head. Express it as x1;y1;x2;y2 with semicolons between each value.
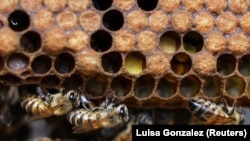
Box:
116;104;129;122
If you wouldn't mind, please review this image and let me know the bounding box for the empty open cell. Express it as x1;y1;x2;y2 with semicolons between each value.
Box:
54;53;75;74
203;76;221;97
103;9;124;31
134;75;155;98
62;74;83;90
180;75;201;97
111;76;132;97
101;51;122;74
160;31;181;53
125;52;146;75
171;53;192;75
157;75;177;98
225;75;245;97
137;0;158;11
238;54;250;76
20;31;41;53
41;75;60;87
92;0;113;10
90;30;112;52
216;54;236;75
86;75;108;97
7;53;29;71
0;74;21;84
183;31;203;53
31;55;52;74
8;10;30;32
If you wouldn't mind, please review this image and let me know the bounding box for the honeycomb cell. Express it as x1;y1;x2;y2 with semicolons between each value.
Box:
20;31;41;53
125;52;146;75
157;75;177;98
21;0;42;12
238;54;250;77
8;10;30;32
101;51;122;74
0;74;21;84
228;33;249;55
57;10;77;30
44;0;66;12
43;27;66;53
41;75;60;87
62;74;83;90
0;28;18;54
68;0;90;11
67;30;88;52
114;30;135;52
147;52;169;75
79;11;101;32
193;52;216;75
225;75;245;97
229;0;248;13
171;53;192;75
103;9;124;31
183;31;203;53
160;31;181;53
113;0;134;10
205;0;226;13
54;53;75;74
149;11;168;32
86;75;108;97
75;49;100;75
92;0;113;10
205;32;226;54
126;10;147;32
247;80;250;96
7;53;29;71
159;0;179;12
180;75;201;98
171;11;192;32
240;13;250;34
31;55;52;74
216;54;236;76
90;30;112;52
0;0;18;13
216;12;237;33
195;12;214;33
203;76;221;97
182;0;203;12
137;31;157;52
33;9;54;31
137;0;158;11
111;76;132;97
134;75;155;98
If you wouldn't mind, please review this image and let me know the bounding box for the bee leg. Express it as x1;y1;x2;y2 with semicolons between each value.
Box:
36;86;50;105
221;97;235;116
80;95;92;111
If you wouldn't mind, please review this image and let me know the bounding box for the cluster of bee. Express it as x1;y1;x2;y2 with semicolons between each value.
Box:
0;84;246;141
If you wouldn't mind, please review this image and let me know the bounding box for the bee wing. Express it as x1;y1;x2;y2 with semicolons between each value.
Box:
72;115;113;134
25;105;60;122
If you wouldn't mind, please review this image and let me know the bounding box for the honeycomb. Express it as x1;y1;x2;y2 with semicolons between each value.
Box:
1;0;250;112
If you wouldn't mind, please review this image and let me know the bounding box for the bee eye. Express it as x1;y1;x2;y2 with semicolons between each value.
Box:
69;92;76;101
119;107;126;118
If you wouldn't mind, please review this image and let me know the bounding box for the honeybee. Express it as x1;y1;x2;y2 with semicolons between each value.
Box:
21;86;81;121
112;112;153;141
187;96;245;125
66;92;129;134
